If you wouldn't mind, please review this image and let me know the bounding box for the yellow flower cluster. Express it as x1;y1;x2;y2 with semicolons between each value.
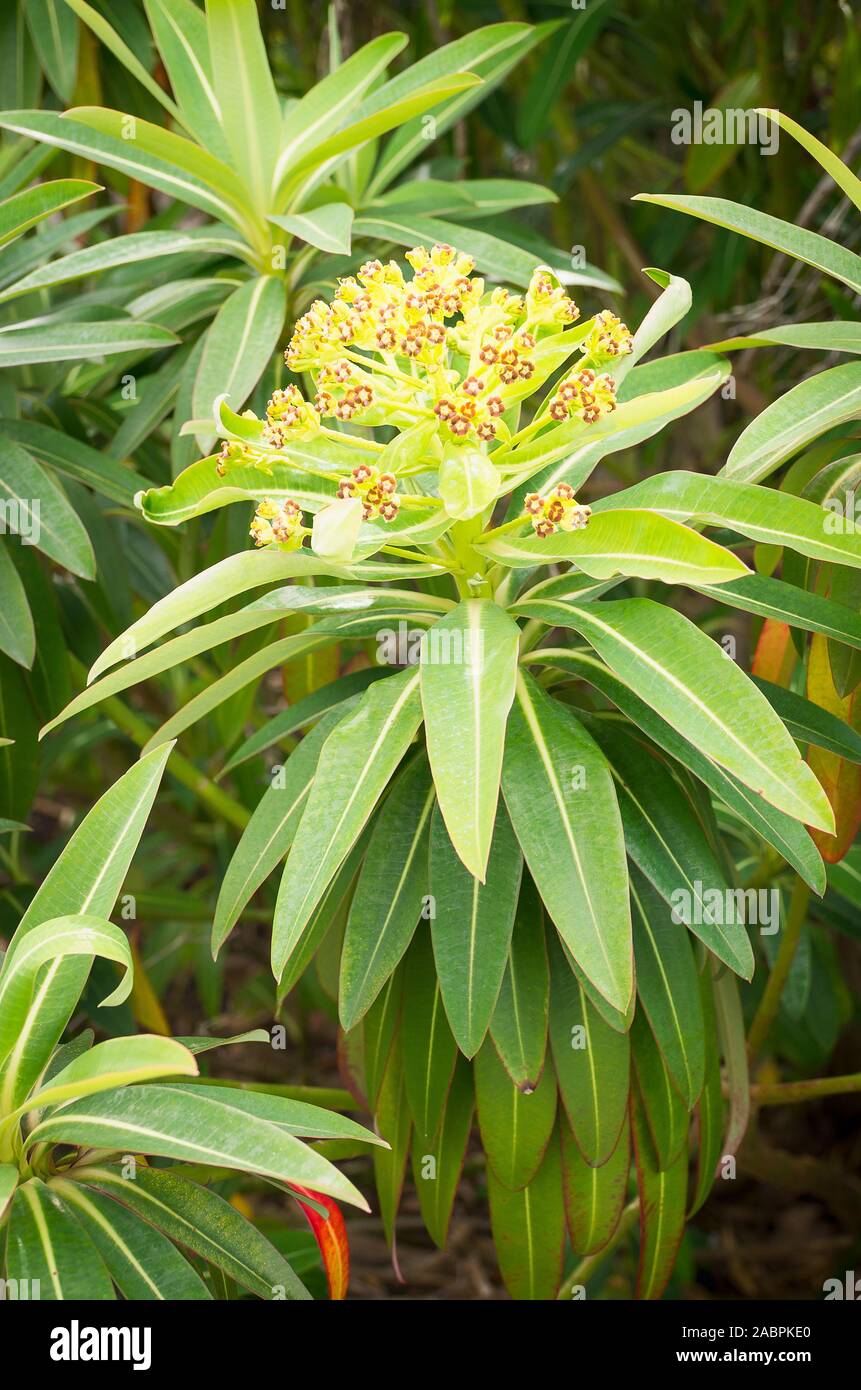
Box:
207;242;634;549
524;484;592;538
249;497;303;548
336;463;400;522
547;366;617;425
583;310;634;362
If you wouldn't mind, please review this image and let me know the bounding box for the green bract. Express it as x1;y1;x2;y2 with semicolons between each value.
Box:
42;218;861;1298
0;746;381;1301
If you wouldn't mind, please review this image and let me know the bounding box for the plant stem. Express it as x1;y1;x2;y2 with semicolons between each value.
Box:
556;1199;640;1300
750;1072;861;1105
746;875;809;1059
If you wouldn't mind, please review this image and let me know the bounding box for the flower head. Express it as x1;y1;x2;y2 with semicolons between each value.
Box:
524;484;592;537
249;497;304;549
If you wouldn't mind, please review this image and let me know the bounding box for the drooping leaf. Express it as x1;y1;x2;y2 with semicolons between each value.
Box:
502;670;633;1012
429;800;522;1058
272;668;423;979
548;933;630;1166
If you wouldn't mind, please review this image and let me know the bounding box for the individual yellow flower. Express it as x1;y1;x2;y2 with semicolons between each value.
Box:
524;483;591;536
336;465;400;522
249;497;304;548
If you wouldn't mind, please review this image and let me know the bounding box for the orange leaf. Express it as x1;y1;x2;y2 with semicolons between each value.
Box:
806;633;861;862
751;618;795;685
289;1184;349;1300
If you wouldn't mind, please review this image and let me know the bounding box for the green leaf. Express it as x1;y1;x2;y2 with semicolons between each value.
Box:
339;753;434;1030
220;668;390;778
475;1035;557;1189
688;963;724;1217
515;597;834;832
82;1163;310;1299
366;23;550;196
88;549;388;680
759;109;861;211
632;863;714;1106
486;1129;565;1300
0;744;172;1109
50;1179;211;1300
353;212;547;290
0;177;98;248
712;967;749;1160
527;647;825;895
596;467;861;571
421;598;519;881
30;1083;371;1210
754;677;861;762
498;369;726;483
695;573;861;651
403;925;457;1143
724;364;861;484
561;1110;630;1257
489;876;549;1090
633;190;861;296
269;204;353;255
0;418;146;506
272;667;423;979
631;1092;687;1300
411;1055;473;1249
586;719;752;979
0;914;135;1098
0;225;241;303
139;624;362;754
169;1082;385;1148
6;1178;114;1300
631;1009;690;1169
144;0;229;157
25;1;79;101
213;709;345;956
204;0;281;210
0;440;94;579
362;969;402;1109
429;800;522;1058
502;670;633;1012
0;540;34;667
548;933;630;1166
0;111;251;223
371;1037;411;1245
276;33;407;177
20;1035;197;1118
482;508;748;586
192;276;286;449
0;319;178;367
0;1164;18;1222
62;0;182;124
703;321;861;355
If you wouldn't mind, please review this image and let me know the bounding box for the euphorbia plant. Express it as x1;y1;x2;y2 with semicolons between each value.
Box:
0;746;382;1300
44;239;861;1298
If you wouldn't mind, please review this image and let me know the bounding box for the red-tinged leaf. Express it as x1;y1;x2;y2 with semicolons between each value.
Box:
807;633;861;862
561;1110;630;1257
751;617;795;684
487;1129;566;1300
631;1092;688;1301
288;1184;350;1300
